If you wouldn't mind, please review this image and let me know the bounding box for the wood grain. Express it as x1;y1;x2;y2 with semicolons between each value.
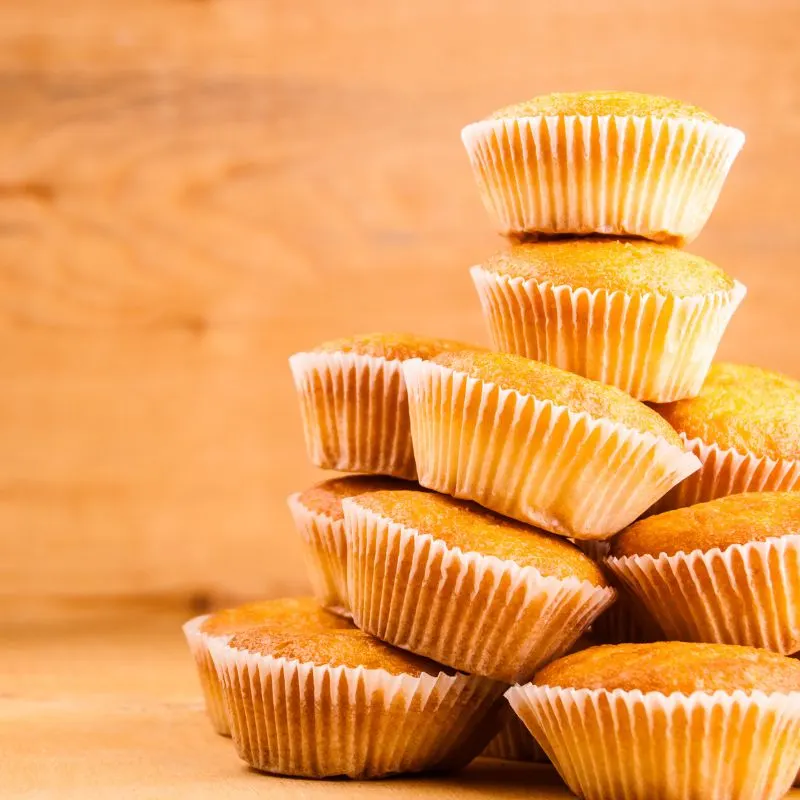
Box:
0;0;799;612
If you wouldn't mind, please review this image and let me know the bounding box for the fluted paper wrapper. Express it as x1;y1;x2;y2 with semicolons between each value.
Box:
482;706;548;762
208;640;504;779
402;359;699;539
344;501;615;682
182;615;231;736
508;684;800;800
461;115;744;245
288;351;416;479
287;493;350;617
651;434;800;513
471;266;746;403
606;535;800;653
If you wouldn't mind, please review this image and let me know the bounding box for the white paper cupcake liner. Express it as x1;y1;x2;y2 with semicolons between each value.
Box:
182;614;231;736
606;535;800;653
286;493;350;617
482;706;548;762
344;500;615;683
471;267;746;403
507;684;800;800
402;359;699;539
288;351;416;479
461;115;745;244
650;434;800;513
208;639;504;779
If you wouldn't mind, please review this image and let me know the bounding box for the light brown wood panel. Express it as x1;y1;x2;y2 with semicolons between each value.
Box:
0;0;798;613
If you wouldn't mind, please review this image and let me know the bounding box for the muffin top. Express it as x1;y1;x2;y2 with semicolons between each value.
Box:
295;475;417;521
228;626;450;678
309;333;477;362
611;492;800;559
481;239;734;297
432;350;680;444
348;489;608;586
200;596;351;637
535;641;800;694
654;363;800;460
487;91;717;123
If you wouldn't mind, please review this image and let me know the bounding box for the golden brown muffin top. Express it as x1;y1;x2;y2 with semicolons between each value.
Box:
482;239;734;297
200;597;351;637
611;492;800;559
349;489;608;586
310;333;477;362
295;475;417;521
432;350;680;444
228;626;450;677
487;91;717;122
653;363;800;460
535;641;800;694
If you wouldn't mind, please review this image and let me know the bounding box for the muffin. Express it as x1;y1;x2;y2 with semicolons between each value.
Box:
287;476;415;617
402;349;699;539
208;624;504;778
461;90;744;245
507;642;800;800
606;492;800;653
481;707;548;763
343;488;615;682
471;239;746;402
288;333;475;479
182;597;350;736
651;363;800;511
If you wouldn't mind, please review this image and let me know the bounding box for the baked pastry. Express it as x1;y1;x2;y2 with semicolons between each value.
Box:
461;90;744;245
651;363;800;511
343;488;615;682
289;333;474;478
402;349;699;539
287;475;414;617
471;238;746;402
182;597;349;735
606;492;800;652
208;624;503;778
481;707;548;763
507;642;800;800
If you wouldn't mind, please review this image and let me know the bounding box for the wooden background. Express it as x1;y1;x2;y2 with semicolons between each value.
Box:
1;0;799;621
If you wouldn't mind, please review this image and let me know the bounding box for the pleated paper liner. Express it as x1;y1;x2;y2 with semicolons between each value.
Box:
401;358;699;540
470;266;746;403
605;536;800;653
650;434;800;513
461;115;744;245
343;500;615;683
507;684;800;800
208;639;504;779
286;493;350;617
288;351;417;479
481;706;548;763
182;614;231;736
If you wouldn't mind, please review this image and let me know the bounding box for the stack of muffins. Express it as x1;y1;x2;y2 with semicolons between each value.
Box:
184;91;800;800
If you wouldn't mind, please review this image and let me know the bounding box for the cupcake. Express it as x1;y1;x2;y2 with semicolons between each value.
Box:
208;624;504;778
651;363;800;512
471;238;746;402
606;492;800;653
402;349;699;539
507;642;800;800
287;475;414;617
288;333;475;479
482;707;548;763
461;90;744;245
344;488;615;682
182;597;350;736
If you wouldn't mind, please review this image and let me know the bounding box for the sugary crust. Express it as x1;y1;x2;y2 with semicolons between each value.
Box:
612;491;800;558
535;641;800;694
351;489;607;586
483;238;734;297
309;333;477;362
295;476;416;521
432;350;681;444
653;363;800;461
200;597;351;637
487;91;718;122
